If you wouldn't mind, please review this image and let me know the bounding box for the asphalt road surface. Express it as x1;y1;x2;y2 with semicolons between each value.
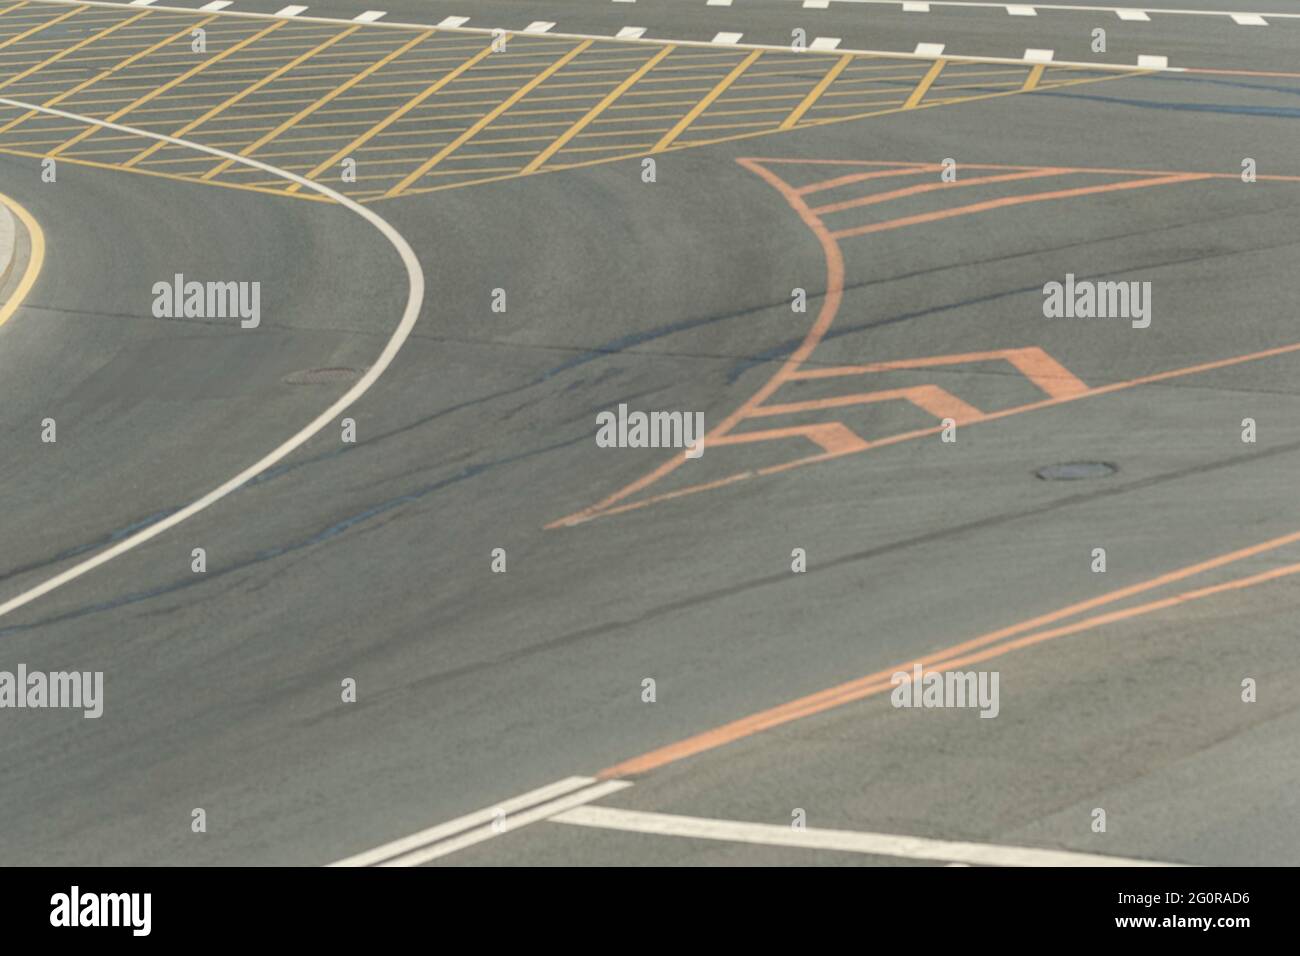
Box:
0;0;1298;867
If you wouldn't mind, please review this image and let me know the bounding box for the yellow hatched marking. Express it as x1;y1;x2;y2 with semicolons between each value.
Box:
124;25;359;167
383;39;592;198
0;9;149;93
903;58;946;109
651;49;763;152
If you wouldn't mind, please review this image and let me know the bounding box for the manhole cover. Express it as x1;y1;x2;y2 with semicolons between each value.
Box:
283;367;362;385
1035;461;1118;481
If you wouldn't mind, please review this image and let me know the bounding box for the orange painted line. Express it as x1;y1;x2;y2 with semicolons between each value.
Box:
599;541;1300;779
789;347;1088;400
830;173;1206;240
810;167;1068;216
711;421;869;455
795;164;938;197
749;384;983;424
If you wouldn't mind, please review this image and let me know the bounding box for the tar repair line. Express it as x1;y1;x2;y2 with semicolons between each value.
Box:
0;95;425;621
553;806;1184;866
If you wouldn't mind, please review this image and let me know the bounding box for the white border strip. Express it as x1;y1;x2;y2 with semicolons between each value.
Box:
378;780;633;866
15;0;1183;72
0;95;425;621
554;806;1185;866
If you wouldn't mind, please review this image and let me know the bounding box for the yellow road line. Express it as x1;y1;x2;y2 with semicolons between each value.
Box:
651;49;762;152
903;58;946;109
0;8;149;94
0;191;43;329
0;16;217;136
383;39;591;198
779;53;852;130
125;25;358;167
522;44;672;173
48;18;286;157
0;2;32;22
285;33;502;191
1022;63;1045;91
0;4;83;54
204;28;432;182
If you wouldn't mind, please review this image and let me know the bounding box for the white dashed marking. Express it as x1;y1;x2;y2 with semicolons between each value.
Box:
1006;4;1036;15
128;0;157;6
615;26;647;38
274;5;308;16
1137;53;1169;68
803;0;830;7
712;31;744;43
914;41;945;56
1023;48;1054;63
706;0;733;6
1115;8;1150;20
198;0;231;9
809;36;842;50
437;15;469;27
903;2;930;11
352;9;386;22
1230;13;1268;26
523;20;556;33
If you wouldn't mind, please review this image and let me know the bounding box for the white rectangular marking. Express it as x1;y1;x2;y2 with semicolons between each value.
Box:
1006;4;1036;15
329;776;596;867
902;1;930;11
199;0;231;9
1023;48;1054;63
706;0;733;5
1230;13;1268;26
128;0;157;6
523;20;556;33
615;26;647;39
437;16;470;27
1137;53;1168;68
554;806;1183;867
1116;8;1149;20
612;0;636;3
381;781;633;866
809;36;841;50
274;5;308;16
353;10;387;22
803;0;830;7
712;31;744;44
914;42;945;56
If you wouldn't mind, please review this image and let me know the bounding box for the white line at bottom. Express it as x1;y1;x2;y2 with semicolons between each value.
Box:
552;806;1184;867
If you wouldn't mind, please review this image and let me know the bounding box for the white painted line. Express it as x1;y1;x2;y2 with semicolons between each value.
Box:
706;0;733;5
1115;8;1149;19
1230;13;1268;25
615;26;647;38
274;4;308;16
612;0;636;3
554;806;1184;867
1137;53;1168;67
902;1;930;10
380;780;633;866
199;0;230;10
353;10;386;22
712;31;744;43
523;20;556;33
1023;48;1054;62
804;0;830;7
330;777;596;867
128;0;156;6
809;36;841;50
914;41;945;56
437;15;470;27
1006;4;1036;15
0;95;425;626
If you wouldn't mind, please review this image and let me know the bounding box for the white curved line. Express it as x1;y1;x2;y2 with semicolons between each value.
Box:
0;95;425;620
